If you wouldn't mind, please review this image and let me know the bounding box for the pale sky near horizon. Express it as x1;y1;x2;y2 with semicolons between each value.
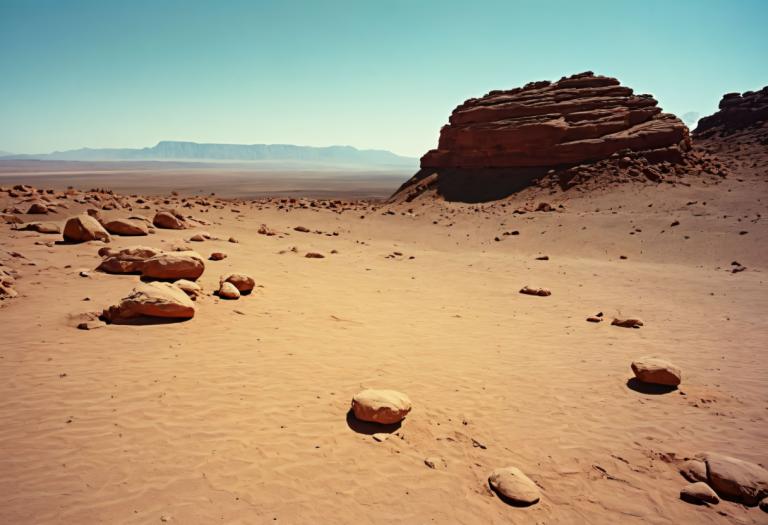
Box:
1;0;766;157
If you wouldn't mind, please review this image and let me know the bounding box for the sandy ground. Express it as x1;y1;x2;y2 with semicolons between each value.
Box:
0;163;766;524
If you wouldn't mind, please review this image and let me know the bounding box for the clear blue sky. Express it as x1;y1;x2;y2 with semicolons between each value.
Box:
1;0;766;157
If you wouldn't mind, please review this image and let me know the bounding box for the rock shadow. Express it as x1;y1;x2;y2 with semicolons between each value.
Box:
345;409;402;436
626;377;678;395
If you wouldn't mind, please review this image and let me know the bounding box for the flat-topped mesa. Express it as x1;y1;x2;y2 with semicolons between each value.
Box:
421;72;690;170
694;86;768;138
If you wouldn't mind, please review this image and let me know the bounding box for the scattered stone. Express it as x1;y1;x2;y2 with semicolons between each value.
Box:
631;357;682;386
305;252;325;259
424;457;447;470
104;218;149;236
611;318;643;328
519;286;551;297
152;211;186;229
680;482;720;505
63;214;111;243
488;467;541;506
77;320;105;330
102;282;196;322
97;246;162;274
228;237;239;243
258;224;277;236
535;255;549;261
351;389;412;424
173;279;202;300
372;433;390;442
220;273;255;294
209;252;227;261
189;233;206;242
760;497;768;513
680;459;708;483
586;316;603;323
218;281;241;300
141;252;205;281
27;202;49;214
294;226;310;233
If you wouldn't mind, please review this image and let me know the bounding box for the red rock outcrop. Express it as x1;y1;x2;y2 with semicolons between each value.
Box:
422;72;690;169
392;72;705;202
694;87;768;139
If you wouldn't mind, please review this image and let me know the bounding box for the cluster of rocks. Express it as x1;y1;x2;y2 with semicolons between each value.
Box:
0;262;19;300
678;453;768;508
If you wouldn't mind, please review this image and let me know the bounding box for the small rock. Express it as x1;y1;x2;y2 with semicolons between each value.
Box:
173;279;202;300
351;389;412;424
680;482;719;505
218;281;241;300
424;457;447;470
220;273;255;294
305;252;325;259
586;316;602;323
209;252;227;261
372;433;390;442
631;357;681;386
611;318;643;328
294;226;310;233
153;211;186;230
488;467;541;506
519;286;551;297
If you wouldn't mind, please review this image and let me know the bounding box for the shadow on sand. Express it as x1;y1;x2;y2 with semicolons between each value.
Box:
626;377;678;395
345;409;402;436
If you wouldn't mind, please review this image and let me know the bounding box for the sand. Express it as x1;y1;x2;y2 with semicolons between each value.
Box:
0;164;766;524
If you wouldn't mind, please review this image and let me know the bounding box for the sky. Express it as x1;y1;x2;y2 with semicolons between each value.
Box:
1;0;766;157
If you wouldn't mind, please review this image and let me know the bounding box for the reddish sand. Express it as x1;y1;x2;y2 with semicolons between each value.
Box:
0;160;766;523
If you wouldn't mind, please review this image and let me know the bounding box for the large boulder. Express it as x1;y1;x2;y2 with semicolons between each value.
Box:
488;467;541;506
351;389;412;424
631;357;682;386
702;453;768;506
153;211;186;229
694;86;768;138
391;72;694;202
141;251;205;280
97;246;162;274
63;214;111;243
102;282;195;322
104;218;149;236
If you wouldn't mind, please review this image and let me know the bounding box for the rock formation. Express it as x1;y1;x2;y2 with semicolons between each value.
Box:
391;72;723;202
695;87;768;139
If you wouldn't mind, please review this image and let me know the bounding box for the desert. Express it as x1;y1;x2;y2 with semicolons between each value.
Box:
1;2;767;524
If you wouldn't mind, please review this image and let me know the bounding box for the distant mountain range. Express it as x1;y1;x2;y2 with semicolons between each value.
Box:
0;141;417;169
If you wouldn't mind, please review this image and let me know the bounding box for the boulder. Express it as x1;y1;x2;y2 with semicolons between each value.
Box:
218;281;240;300
153;211;186;229
220;273;255;294
26;202;49;214
97;246;162;274
173;279;202;300
631;357;681;386
142;252;205;281
102;282;195;322
63;214;111;243
488;467;541;506
702;452;768;506
351;389;412;424
680;482;719;505
104;218;149;236
680;459;708;483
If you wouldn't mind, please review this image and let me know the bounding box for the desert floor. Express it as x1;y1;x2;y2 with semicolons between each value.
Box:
0;166;766;524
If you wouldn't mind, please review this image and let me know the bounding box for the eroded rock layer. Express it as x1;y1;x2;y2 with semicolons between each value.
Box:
421;72;690;170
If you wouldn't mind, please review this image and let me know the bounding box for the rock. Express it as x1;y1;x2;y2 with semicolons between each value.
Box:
173;279;202;300
220;273;255;294
152;211;186;229
760;497;768;512
694;86;768;138
391;72;692;202
305;252;325;259
97;246;162;274
218;281;240;300
351;389;412;424
680;459;708;483
488;467;541;506
702;452;768;506
20;222;60;234
103;282;195;322
77;320;105;330
63;214;111;243
209;252;227;261
371;433;390;442
294;226;310;233
27;202;49;214
519;286;551;297
228;237;239;243
189;233;206;242
424;457;447;470
104;218;148;236
258;224;277;236
611;318;643;328
680;482;719;505
141;252;205;281
1;213;23;224
631;357;681;386
586;316;603;323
